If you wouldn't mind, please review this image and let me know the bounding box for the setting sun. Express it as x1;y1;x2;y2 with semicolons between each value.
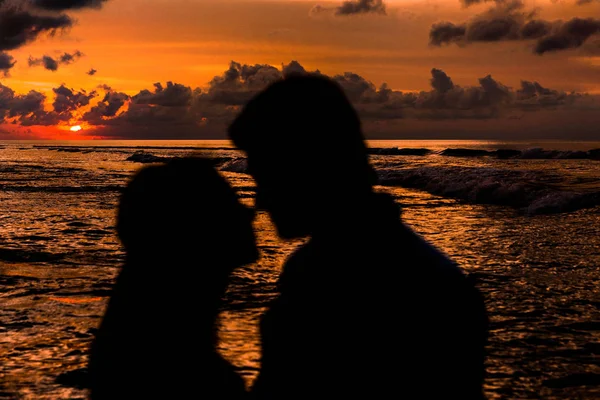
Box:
70;126;82;132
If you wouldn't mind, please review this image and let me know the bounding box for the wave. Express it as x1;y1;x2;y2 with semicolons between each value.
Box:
220;158;249;173
377;166;600;215
368;147;600;160
125;151;171;163
21;144;600;160
125;151;234;165
0;184;124;193
368;148;432;156
0;248;65;263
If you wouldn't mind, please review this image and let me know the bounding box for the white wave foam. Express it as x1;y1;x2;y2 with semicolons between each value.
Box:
377;166;600;215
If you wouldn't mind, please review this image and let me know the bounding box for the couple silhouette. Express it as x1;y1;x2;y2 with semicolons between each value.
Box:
87;75;489;399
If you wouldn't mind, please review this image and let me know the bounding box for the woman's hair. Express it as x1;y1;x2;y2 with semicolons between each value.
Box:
117;157;257;265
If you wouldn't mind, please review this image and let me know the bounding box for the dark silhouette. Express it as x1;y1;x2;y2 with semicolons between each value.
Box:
229;75;489;399
88;157;258;400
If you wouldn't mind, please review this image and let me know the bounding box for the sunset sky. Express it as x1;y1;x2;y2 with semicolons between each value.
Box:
1;0;599;139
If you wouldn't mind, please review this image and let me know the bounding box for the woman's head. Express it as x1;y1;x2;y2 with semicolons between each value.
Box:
117;157;258;270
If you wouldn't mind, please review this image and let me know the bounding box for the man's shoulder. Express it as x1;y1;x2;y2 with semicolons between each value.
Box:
397;224;465;277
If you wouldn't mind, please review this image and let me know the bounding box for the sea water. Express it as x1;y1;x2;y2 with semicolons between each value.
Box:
1;140;600;399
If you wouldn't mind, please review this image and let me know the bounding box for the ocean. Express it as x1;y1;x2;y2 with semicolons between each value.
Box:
1;140;600;399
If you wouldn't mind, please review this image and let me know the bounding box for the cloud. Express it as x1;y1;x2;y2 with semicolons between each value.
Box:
1;61;599;139
430;68;455;93
28;55;58;71
282;60;307;77
0;52;16;76
310;0;386;16
59;50;83;64
28;50;83;71
0;0;101;73
31;0;108;11
87;68;97;75
8;90;46;117
460;0;493;7
335;0;386;15
52;84;96;113
429;1;600;54
430;0;528;45
310;4;328;15
429;22;467;46
0;83;63;126
132;82;193;107
520;20;553;39
203;61;282;105
0;7;73;52
534;18;600;54
111;62;596;135
83;90;129;123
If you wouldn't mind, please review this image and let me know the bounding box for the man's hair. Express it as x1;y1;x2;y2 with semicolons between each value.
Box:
228;74;377;188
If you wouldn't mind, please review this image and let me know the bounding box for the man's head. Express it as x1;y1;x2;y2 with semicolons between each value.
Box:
228;74;377;239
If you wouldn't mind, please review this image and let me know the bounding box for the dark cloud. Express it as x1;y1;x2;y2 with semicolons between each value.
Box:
310;0;386;16
466;14;523;42
520;20;552;39
132;82;193;107
411;68;585;119
430;1;600;54
0;7;73;52
7;90;46;118
204;61;282;105
28;50;83;71
517;81;558;99
87;68;97;75
52;84;96;113
0;52;16;76
1;61;598;139
332;72;377;102
282;60;307;77
580;36;600;54
28;55;58;71
415;72;511;116
0;2;85;77
430;68;454;93
534;18;600;54
460;0;492;7
0;83;65;126
429;22;467;46
430;1;527;45
335;0;386;15
31;0;108;11
309;4;328;15
68;63;600;136
83;90;129;123
59;50;83;64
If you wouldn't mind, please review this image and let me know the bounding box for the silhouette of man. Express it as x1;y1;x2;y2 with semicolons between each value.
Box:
88;158;258;400
229;75;489;399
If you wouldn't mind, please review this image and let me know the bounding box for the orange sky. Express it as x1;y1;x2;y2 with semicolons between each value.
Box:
1;0;599;139
3;0;600;94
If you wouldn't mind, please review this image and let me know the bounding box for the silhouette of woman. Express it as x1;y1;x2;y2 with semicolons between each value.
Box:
88;157;258;400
